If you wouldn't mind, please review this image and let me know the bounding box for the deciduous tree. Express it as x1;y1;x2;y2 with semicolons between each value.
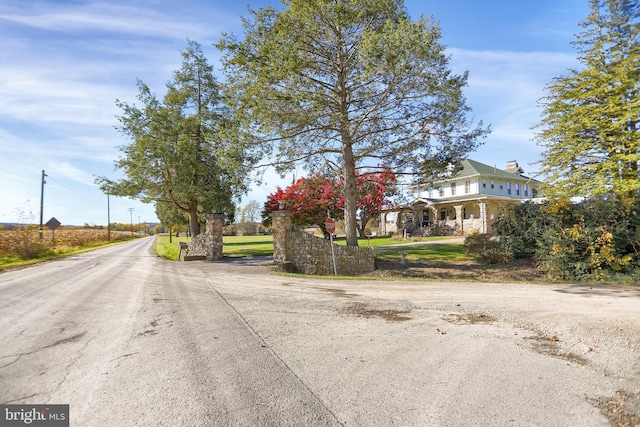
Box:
353;166;397;237
535;0;640;203
218;0;488;246
263;175;342;238
262;167;396;238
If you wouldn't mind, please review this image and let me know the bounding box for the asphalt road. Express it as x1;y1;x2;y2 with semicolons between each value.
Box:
1;237;638;426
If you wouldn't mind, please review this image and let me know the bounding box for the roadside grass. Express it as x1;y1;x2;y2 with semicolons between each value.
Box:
154;235;191;260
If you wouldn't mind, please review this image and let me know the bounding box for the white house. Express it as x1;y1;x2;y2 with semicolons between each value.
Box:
380;159;543;236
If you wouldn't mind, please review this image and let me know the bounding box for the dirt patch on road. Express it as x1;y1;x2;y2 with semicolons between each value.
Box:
345;302;412;322
586;389;640;427
371;258;548;282
443;312;497;325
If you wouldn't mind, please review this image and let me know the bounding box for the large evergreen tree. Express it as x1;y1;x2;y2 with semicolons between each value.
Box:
535;0;640;202
98;41;250;236
217;0;488;246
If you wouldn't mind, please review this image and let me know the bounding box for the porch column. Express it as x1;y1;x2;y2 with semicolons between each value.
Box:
429;206;438;221
478;201;487;233
411;207;421;228
379;212;387;236
454;205;464;234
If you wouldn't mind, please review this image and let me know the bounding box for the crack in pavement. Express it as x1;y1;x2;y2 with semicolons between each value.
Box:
47;334;97;403
0;332;88;370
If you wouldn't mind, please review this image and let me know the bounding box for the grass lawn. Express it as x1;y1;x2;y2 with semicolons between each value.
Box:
223;235;274;257
154;233;468;262
154;234;274;260
374;243;470;262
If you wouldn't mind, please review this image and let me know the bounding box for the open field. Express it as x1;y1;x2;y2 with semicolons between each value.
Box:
0;227;140;270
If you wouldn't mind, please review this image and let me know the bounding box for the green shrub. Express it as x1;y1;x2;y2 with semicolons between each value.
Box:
463;233;510;264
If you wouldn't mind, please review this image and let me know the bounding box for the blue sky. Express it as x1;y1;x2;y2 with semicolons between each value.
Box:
0;0;589;226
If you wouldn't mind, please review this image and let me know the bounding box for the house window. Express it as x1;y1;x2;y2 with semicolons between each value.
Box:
490;179;495;189
516;183;520;196
482;178;486;188
507;182;511;195
524;184;529;197
451;183;456;195
438;186;444;197
532;189;538;197
440;210;446;220
499;181;503;190
465;180;470;193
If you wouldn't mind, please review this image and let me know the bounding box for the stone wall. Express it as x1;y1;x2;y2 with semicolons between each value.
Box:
270;210;375;276
289;231;375;276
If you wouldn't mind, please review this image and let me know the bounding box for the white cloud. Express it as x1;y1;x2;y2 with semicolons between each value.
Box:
46;162;96;187
0;2;226;40
443;48;580;170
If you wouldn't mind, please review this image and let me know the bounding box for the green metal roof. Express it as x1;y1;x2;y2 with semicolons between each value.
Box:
440;159;540;183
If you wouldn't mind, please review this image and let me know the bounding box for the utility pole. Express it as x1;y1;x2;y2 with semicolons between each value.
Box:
39;170;47;240
138;215;141;234
128;207;134;236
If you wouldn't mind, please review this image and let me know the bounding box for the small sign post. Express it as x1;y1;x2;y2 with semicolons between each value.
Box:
325;217;337;275
45;217;61;241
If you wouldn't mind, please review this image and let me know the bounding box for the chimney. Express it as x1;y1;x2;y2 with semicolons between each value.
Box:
505;160;523;175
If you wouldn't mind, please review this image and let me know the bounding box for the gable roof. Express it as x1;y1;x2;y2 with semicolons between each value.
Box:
437;159;540;183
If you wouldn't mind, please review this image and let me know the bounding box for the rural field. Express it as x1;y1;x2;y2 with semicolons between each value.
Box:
0;226;138;269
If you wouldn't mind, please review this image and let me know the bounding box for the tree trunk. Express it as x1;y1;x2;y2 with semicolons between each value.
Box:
188;199;201;237
342;145;359;247
357;213;371;238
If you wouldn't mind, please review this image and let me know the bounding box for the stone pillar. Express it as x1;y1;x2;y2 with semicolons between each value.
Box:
270;211;293;270
207;214;224;261
411;206;420;229
454;205;464;235
379;212;387;236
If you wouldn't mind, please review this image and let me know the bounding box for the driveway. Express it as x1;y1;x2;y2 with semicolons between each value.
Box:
1;237;638;426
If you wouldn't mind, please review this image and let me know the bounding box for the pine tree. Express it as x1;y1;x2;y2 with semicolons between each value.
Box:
98;41;251;236
218;0;488;246
535;0;640;202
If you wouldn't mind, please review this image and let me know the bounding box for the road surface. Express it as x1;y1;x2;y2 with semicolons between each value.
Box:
1;237;638;426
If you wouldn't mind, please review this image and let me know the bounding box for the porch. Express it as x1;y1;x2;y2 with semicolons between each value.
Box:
379;198;505;237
